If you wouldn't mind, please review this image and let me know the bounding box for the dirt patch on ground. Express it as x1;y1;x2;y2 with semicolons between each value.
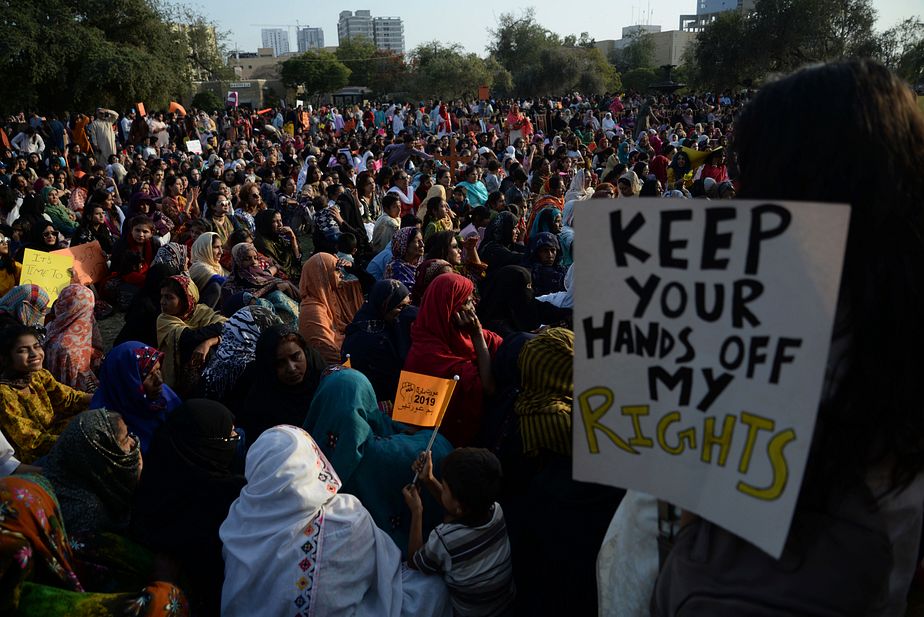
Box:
97;312;126;353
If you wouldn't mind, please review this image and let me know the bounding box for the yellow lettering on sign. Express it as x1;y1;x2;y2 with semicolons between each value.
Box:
656;411;696;455
577;387;638;455
737;411;775;474
737;429;796;501
622;405;654;448
701;414;736;467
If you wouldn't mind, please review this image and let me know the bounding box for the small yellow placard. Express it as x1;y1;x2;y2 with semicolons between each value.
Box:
21;249;74;304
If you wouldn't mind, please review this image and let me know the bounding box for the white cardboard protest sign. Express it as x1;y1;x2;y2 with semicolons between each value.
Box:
186;139;203;154
573;199;850;557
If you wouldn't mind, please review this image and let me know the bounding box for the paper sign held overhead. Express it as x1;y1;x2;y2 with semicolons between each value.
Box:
392;371;457;427
21;249;74;304
52;241;107;284
572;199;850;558
186;139;203;154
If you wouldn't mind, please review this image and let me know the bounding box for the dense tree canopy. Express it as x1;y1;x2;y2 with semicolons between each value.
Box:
280;51;351;103
408;42;494;100
609;31;656;73
0;0;227;113
879;18;924;84
488;9;620;96
681;0;923;90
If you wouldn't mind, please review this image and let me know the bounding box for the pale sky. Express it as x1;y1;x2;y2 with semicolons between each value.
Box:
199;1;920;55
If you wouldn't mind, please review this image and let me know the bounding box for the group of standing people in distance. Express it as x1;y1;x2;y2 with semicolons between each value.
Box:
0;58;921;616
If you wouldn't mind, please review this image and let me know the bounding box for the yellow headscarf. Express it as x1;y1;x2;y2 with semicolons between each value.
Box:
417;184;447;221
189;232;227;292
156;275;226;389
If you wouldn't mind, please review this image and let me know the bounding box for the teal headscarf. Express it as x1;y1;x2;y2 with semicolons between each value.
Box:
303;369;452;553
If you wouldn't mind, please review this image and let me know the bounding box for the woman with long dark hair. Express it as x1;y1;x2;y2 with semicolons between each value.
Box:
652;60;924;616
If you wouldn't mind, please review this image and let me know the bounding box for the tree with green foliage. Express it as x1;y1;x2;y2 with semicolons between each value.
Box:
621;67;659;93
336;36;379;87
684;0;885;91
609;30;656;73
0;0;225;113
683;11;755;90
488;9;621;96
365;50;411;97
280;51;351;104
485;58;514;98
191;91;225;112
334;36;409;95
408;42;491;99
878;17;924;85
170;7;234;82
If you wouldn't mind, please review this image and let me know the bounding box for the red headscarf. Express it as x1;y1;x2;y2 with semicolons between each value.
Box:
404;273;502;445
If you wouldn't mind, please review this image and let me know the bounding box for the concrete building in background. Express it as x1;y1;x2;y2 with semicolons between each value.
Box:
296;26;325;52
338;10;405;54
229;48;288;80
373;16;405;54
595;28;698;67
261;28;290;56
338;10;374;43
622;24;661;38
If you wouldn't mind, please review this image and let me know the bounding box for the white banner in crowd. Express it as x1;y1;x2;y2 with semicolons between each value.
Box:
573;199;850;557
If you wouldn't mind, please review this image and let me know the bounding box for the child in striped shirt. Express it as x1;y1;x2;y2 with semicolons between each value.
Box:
402;448;515;617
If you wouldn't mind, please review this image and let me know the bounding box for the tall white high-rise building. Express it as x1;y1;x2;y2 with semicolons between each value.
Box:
373;16;404;54
296;26;325;52
338;10;404;54
261;28;290;57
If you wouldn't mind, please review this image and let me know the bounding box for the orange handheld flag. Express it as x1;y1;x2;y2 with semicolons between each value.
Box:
136;102;146;117
391;371;458;428
169;101;187;116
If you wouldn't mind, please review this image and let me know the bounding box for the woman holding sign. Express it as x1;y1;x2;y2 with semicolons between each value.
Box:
405;273;502;446
652;60;924;616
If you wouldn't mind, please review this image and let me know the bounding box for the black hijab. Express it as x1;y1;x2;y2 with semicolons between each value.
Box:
238;325;326;439
479;264;571;339
131;399;245;615
342;280;417;400
480;211;526;273
479;265;540;336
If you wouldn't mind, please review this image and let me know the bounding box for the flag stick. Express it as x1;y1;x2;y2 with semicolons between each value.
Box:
412;374;459;484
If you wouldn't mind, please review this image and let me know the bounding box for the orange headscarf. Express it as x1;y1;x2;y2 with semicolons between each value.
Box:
298;253;364;363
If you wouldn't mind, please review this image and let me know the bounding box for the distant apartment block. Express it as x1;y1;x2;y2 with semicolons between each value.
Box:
373;17;404;54
261;28;289;56
296;26;325;52
338;10;404;54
